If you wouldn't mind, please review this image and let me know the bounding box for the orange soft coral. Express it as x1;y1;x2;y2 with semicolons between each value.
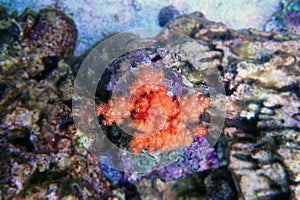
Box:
128;83;181;153
96;65;209;153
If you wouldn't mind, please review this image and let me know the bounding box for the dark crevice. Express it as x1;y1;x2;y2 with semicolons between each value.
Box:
33;56;59;81
7;128;35;152
59;118;74;130
63;99;72;108
277;83;300;98
225;117;259;137
0;82;8;101
151;54;162;62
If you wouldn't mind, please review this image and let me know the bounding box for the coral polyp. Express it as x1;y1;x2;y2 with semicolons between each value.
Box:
96;64;209;154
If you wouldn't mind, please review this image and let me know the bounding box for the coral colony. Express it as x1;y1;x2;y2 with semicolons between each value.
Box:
95;49;220;183
96;64;209;154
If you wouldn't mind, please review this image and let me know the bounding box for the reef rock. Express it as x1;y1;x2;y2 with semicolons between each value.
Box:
165;11;300;199
0;8;110;199
1;6;300;199
0;8;77;77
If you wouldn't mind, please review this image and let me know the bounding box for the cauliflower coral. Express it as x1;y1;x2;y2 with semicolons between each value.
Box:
96;64;209;154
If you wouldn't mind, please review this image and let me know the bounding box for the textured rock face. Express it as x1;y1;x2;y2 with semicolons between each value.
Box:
0;59;111;199
0;8;77;77
135;167;237;200
26;9;77;58
165;12;299;199
0;8;110;199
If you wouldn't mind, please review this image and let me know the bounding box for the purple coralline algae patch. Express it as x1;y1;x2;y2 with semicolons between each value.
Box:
96;137;220;184
156;137;220;181
117;137;220;183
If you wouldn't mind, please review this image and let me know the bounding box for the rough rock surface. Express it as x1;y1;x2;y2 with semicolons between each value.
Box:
164;12;299;199
0;8;110;199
